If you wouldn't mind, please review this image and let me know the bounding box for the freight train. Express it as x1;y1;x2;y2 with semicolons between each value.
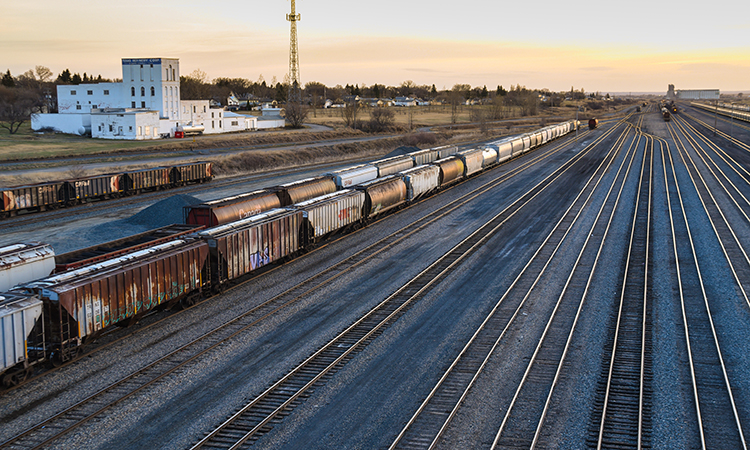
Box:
0;120;579;387
0;161;213;219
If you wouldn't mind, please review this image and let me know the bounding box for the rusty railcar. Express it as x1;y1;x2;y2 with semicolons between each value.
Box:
275;176;337;207
121;167;171;194
433;156;465;187
197;209;303;288
184;189;282;228
67;173;122;201
169;161;213;186
1;180;68;217
356;175;407;219
20;239;209;362
294;190;366;243
54;224;204;273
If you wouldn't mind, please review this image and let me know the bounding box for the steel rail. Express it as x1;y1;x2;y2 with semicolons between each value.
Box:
592;132;653;450
491;127;641;449
388;119;633;450
668;119;750;307
661;136;747;449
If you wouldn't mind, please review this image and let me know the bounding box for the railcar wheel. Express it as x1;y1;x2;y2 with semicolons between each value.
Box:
180;293;200;309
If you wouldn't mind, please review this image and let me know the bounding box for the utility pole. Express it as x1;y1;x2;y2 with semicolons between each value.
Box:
287;0;301;104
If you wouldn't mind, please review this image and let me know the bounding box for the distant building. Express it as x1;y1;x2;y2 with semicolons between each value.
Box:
676;89;720;100
32;58;279;139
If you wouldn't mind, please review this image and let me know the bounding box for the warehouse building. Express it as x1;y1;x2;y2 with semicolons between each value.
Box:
676;89;720;100
32;58;274;139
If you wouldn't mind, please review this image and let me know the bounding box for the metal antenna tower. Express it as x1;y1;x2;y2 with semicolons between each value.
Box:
286;0;301;103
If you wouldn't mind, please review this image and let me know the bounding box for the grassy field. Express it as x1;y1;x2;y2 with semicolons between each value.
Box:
0;101;625;164
0;122;166;161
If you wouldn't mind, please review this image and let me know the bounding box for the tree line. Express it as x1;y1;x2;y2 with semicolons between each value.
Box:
1;64;613;134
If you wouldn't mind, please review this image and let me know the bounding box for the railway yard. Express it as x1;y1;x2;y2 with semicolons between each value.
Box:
2;102;750;449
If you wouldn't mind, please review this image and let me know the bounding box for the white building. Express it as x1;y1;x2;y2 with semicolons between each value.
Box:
32;58;279;139
91;109;161;140
676;89;720;100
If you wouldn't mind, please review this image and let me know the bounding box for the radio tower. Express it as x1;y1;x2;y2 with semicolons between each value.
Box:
286;0;301;104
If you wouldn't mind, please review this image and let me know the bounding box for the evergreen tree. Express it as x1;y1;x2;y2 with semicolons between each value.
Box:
1;70;14;87
57;69;72;84
71;73;82;84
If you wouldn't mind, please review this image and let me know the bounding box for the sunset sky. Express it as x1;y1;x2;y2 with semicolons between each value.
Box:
4;0;749;93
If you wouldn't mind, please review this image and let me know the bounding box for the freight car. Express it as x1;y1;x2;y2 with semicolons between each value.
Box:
0;243;56;292
184;176;337;228
15;239;210;367
53;223;204;272
588;118;599;130
0;161;213;219
0;120;580;387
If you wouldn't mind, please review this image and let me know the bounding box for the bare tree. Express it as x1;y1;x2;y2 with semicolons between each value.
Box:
341;101;360;128
449;87;464;125
285;101;308;128
0;86;42;134
35;66;53;83
369;107;395;132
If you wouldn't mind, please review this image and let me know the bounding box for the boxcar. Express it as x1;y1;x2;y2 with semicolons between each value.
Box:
457;148;485;177
122;167;171;193
1;181;67;217
184;189;282;228
0;291;45;386
0;243;56;292
68;173;122;201
294;190;366;243
400;165;440;202
21;239;209;362
275;176;337;207
433;157;465;187
169;161;212;186
371;155;414;178
54;224;203;273
356;175;407;218
197;209;303;287
328;165;379;189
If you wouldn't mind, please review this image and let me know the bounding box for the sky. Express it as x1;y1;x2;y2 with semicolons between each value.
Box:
3;0;749;94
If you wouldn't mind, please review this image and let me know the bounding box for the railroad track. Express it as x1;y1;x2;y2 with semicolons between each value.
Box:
385;117;634;449
587;130;654;449
0;132;588;448
669;117;750;305
660;136;748;448
492;125;643;450
188;126;611;449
